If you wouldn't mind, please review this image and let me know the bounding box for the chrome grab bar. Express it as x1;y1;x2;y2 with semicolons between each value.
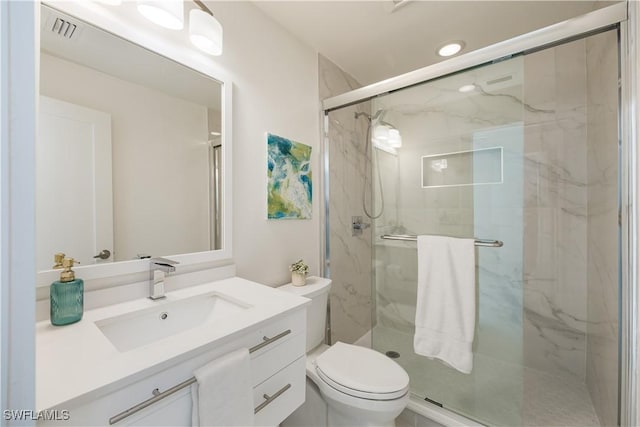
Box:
380;234;504;247
108;329;292;425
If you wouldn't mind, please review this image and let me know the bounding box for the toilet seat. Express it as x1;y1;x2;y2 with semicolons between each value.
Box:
315;342;409;401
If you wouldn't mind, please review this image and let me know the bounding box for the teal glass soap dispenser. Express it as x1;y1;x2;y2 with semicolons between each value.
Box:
50;254;84;326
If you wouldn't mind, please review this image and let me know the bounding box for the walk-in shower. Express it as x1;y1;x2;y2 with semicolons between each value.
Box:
323;4;633;426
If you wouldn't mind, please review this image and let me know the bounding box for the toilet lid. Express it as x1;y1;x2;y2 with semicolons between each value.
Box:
315;342;409;400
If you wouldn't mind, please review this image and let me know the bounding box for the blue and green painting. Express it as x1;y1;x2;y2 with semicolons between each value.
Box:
267;133;312;219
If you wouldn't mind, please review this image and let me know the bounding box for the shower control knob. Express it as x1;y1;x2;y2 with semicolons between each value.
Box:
352;216;371;236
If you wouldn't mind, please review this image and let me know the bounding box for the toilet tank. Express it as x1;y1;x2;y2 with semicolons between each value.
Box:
279;277;332;352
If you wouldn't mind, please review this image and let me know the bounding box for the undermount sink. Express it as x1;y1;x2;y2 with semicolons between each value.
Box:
95;292;251;352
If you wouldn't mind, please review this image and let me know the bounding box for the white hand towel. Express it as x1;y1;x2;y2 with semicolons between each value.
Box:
191;348;254;426
413;235;476;374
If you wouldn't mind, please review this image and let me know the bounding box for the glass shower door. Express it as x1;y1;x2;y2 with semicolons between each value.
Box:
370;56;526;426
369;29;619;427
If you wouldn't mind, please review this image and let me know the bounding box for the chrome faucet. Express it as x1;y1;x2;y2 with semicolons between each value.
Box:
149;257;179;300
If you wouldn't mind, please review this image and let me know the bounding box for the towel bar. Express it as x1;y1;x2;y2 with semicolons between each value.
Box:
380;234;503;247
108;329;292;425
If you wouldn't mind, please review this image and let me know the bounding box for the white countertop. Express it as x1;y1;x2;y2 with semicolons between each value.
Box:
36;277;310;411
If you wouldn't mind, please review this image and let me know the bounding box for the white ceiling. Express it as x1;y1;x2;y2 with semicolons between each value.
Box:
253;0;616;86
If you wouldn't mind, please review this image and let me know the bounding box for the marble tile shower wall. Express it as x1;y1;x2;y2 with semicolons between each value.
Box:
522;40;590;381
586;30;619;427
319;55;373;344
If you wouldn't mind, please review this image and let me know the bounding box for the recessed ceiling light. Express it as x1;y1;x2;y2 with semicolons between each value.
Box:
458;84;476;93
437;41;465;57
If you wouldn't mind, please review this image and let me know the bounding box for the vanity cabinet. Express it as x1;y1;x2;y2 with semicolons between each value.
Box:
39;308;306;426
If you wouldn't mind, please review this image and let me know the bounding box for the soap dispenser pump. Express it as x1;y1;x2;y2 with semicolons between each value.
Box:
50;256;84;326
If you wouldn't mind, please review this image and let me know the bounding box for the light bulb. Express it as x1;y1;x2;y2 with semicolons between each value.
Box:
137;0;184;30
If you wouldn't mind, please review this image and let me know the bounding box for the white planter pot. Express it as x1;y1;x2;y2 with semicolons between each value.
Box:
291;272;306;286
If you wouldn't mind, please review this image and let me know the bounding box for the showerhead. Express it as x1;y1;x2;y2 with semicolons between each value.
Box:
354;111;371;121
372;109;386;122
355;109;402;149
354;109;386;123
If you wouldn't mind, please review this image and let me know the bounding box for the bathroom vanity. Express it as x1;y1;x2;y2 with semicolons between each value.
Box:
36;277;309;426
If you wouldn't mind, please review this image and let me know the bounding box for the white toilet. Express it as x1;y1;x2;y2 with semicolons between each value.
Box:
280;277;410;427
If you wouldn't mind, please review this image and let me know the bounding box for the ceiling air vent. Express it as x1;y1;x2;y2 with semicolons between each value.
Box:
51;18;77;39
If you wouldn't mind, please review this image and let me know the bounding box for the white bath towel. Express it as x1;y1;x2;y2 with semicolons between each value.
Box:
191;348;254;426
413;235;476;374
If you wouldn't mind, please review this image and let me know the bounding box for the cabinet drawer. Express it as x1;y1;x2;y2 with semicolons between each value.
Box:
122;388;191;426
253;356;306;427
252;331;304;386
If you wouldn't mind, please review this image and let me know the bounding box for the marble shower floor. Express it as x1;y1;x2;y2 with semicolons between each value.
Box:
372;325;601;427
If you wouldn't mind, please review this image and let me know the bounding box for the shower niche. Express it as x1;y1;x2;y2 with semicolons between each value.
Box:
421;146;503;188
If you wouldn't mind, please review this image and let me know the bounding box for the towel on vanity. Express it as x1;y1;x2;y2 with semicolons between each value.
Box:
191;348;254;426
413;235;476;374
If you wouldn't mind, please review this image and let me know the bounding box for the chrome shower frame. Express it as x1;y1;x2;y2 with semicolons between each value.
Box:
321;2;637;425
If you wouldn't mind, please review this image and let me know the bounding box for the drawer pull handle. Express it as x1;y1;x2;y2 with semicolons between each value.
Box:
109;377;197;424
254;383;292;414
249;329;291;353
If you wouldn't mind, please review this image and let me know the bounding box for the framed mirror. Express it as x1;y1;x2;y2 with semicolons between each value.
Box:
36;3;232;286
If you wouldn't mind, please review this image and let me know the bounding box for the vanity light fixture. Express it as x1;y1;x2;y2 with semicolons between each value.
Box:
137;0;184;30
189;0;223;56
136;0;223;55
437;41;465;57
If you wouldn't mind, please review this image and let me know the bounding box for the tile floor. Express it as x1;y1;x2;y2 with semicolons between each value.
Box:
375;326;600;427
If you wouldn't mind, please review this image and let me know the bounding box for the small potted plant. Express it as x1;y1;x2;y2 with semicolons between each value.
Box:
289;259;309;286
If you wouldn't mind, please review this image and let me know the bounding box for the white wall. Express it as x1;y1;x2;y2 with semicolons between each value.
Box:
204;1;320;286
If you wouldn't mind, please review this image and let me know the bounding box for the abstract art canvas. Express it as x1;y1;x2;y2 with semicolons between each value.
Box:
267;133;312;219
